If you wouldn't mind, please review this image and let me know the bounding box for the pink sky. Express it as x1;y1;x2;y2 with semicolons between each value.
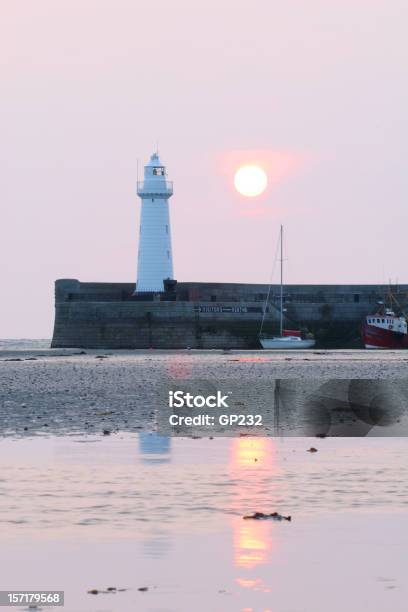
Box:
1;0;407;337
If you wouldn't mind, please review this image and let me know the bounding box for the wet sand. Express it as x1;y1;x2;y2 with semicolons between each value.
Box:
2;347;408;438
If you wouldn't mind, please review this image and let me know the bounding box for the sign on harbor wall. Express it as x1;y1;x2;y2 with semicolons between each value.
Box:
194;305;265;314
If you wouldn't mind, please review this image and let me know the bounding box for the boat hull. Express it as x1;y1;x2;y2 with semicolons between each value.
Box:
260;338;316;349
362;323;408;349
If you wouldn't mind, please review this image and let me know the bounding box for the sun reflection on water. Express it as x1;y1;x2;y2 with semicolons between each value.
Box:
233;519;271;569
229;438;277;593
232;437;274;468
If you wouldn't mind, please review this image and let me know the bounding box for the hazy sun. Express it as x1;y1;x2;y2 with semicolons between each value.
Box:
234;165;268;197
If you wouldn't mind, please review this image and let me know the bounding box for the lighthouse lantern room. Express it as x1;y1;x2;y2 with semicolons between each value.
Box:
135;152;174;293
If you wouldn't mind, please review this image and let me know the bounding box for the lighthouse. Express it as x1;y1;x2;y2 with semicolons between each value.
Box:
135;152;174;292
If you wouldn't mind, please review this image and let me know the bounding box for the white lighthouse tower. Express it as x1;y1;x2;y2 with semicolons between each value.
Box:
135;152;174;292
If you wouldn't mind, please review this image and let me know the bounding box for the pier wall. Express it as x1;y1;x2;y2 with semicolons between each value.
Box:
51;279;408;349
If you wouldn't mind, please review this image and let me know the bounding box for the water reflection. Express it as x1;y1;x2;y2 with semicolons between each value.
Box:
138;432;171;464
231;437;274;468
230;438;277;593
142;529;172;559
2;434;408;611
233;519;271;569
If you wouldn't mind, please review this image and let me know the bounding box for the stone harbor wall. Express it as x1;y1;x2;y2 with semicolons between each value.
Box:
51;279;408;349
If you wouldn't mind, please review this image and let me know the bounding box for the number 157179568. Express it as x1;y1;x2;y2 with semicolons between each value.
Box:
0;591;64;607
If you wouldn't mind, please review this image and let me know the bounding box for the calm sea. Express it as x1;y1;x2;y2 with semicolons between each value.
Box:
0;434;407;611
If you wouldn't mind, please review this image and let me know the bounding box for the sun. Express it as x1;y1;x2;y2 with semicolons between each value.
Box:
234;165;268;197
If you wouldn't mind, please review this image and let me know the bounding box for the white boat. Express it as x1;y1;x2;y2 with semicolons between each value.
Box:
259;225;316;350
260;336;316;349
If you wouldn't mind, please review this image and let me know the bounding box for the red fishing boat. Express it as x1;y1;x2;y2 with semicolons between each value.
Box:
362;308;408;349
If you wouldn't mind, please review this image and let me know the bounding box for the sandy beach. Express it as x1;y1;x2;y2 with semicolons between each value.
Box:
2;343;408;438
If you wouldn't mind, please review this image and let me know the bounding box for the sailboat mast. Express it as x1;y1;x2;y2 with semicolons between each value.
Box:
280;225;283;337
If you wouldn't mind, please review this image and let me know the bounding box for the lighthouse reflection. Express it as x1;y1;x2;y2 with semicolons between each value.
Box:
138;432;171;464
230;438;276;593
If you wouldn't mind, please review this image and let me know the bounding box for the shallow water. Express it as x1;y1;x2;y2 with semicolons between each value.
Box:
1;435;407;611
0;338;51;351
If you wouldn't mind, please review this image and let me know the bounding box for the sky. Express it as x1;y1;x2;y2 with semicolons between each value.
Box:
1;0;407;337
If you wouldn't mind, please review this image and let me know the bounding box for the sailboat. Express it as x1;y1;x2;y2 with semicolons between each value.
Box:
259;226;316;349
